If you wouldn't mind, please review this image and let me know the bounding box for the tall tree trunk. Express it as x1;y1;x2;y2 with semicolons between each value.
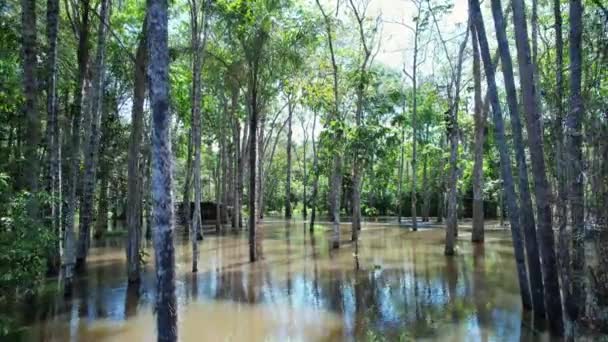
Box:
315;0;341;249
46;0;61;275
127;26;147;283
220;108;229;232
469;0;533;311
410;26;419;232
215;150;221;234
299;116;309;220
471;21;485;243
182;129;193;230
445;17;469;255
348;0;373;237
397;105;405;223
256;109;265;221
94;105;112;240
422;124;430;222
490;0;546;316
62;0;91;292
565;0;585;322
148;0;178;337
436;136;445;223
248;62;259;262
231;92;241;230
285;98;293;219
309;112;319;232
144;130;153;240
239;118;248;229
553;0;570;321
511;0;564;334
76;0;110;270
94;167;109;239
21;0;40;194
189;0;204;272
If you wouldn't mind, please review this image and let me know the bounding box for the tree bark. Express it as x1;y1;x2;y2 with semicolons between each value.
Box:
62;0;91;292
410;18;419;232
182;128;193;230
490;0;545;316
46;0;61;274
285;97;293;219
248;61;259;262
553;0;570;322
127;25;147;283
565;0;585;322
76;0;110;271
21;0;40;194
422;124;430;222
444;17;469;255
315;0;341;249
189;0;204;272
510;0;564;334
397;103;406;223
231;88;241;230
348;0;374;238
471;21;485;243
469;0;533;311
309;111;320;232
148;0;178;337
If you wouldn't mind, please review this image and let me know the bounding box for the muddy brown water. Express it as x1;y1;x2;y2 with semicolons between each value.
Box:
14;219;551;341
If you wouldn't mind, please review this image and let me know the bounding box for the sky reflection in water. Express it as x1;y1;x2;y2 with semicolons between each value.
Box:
20;219;546;341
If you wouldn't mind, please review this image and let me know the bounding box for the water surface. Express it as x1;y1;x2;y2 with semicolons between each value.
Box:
18;219;547;341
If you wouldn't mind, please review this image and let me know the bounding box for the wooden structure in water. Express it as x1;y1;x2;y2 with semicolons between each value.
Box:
177;201;231;225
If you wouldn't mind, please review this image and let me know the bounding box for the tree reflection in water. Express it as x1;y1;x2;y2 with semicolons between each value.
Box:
16;219;546;341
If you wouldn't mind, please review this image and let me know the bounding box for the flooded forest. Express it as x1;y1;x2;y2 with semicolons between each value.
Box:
0;0;607;340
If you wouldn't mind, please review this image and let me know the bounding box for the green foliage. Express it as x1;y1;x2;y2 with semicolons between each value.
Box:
0;174;56;335
0;188;55;300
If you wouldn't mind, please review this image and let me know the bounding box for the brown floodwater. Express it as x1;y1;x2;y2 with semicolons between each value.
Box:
13;219;551;341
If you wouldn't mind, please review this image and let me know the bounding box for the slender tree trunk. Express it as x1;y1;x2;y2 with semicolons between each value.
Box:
490;0;546;316
422;124;430;222
309;112;319;232
410;29;419;232
285;98;293;219
46;0;62;275
248;62;259;262
239;118;248;229
511;0;564;334
76;0;110;270
148;0;178;337
397;108;405;223
62;0;91;292
348;0;373;237
21;0;40;194
471;21;485;243
445;18;469;255
189;0;204;272
127;27;147;283
231;93;241;230
566;0;585;322
436;136;445;223
256;109;265;221
351;78;364;239
220;109;229;232
95;169;109;238
144;131;153;240
469;0;533;311
299;116;310;220
94;113;110;240
315;0;341;249
553;0;570;316
215;150;221;234
182;129;193;230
